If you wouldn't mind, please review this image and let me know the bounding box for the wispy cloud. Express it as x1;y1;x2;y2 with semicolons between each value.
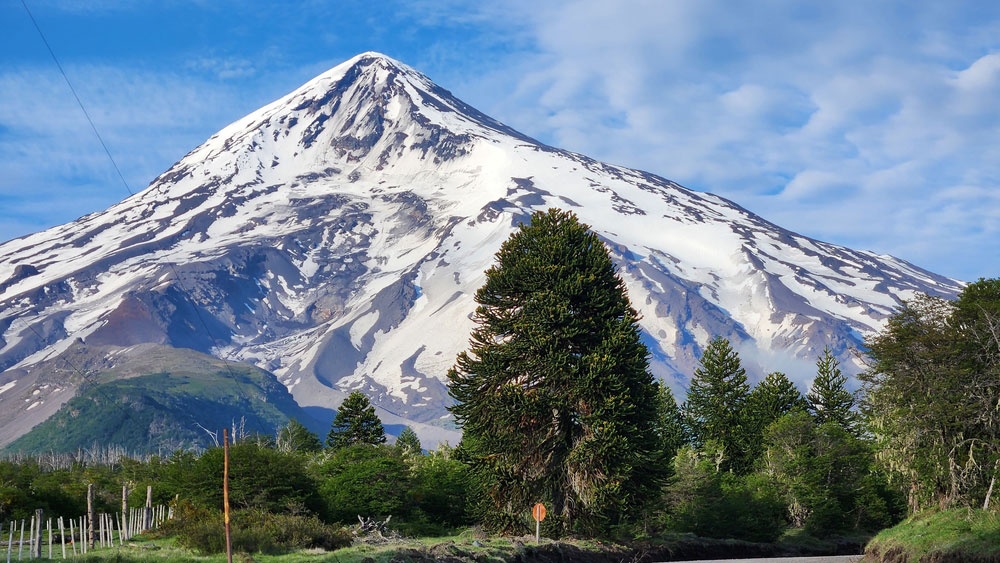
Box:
0;64;258;237
439;0;1000;281
3;0;998;281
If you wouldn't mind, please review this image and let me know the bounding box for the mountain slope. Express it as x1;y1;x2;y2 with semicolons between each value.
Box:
0;52;962;447
1;343;320;453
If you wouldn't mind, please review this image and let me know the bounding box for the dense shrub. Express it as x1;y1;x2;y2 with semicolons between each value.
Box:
174;442;322;515
660;447;786;543
159;500;351;554
313;444;410;523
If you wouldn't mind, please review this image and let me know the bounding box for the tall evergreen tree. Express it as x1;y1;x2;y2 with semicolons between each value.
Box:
326;391;386;450
807;347;856;431
749;371;807;427
395;425;422;456
745;371;807;466
683;337;752;473
448;209;666;534
654;382;687;465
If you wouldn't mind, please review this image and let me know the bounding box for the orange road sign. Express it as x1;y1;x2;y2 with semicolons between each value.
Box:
532;503;547;522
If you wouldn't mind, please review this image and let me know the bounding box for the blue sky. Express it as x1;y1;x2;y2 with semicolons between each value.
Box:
2;1;998;282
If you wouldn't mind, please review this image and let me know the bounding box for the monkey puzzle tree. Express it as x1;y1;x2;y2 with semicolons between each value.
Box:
447;208;666;534
326;391;386;450
807;347;857;432
683;337;753;473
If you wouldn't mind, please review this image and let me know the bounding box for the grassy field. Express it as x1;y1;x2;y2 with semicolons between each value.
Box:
29;529;871;563
865;508;1000;562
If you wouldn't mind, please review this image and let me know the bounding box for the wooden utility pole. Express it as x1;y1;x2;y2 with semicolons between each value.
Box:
223;428;233;563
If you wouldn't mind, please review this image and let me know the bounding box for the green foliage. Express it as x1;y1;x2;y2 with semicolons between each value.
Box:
661;446;785;543
327;391;387;450
395;425;422;456
862;280;1000;512
745;371;807;466
403;446;475;534
448;209;666;534
683;337;754;473
763;411;902;535
653;382;687;467
748;371;807;428
807;347;857;432
173;441;321;515
313;444;409;523
276;418;323;453
159;500;351;555
3;364;309;455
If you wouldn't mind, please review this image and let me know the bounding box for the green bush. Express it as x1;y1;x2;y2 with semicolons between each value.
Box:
159;500;350;554
172;442;322;515
660;447;786;543
313;444;410;523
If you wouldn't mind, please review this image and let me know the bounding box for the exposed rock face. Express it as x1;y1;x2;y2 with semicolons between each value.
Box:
0;52;962;447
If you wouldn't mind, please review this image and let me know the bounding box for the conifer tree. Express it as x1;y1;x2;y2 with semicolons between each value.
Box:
745;371;807;465
749;371;807;427
448;209;665;533
654;382;687;464
395;425;422;456
326;391;386;449
683;337;752;473
807;347;856;431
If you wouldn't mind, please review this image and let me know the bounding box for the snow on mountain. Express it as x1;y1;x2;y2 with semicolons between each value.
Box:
0;52;962;446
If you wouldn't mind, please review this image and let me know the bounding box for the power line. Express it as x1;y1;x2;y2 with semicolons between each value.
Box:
20;0;133;196
17;0;269;439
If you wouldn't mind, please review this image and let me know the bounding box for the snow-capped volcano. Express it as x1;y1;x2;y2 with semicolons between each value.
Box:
0;52;962;446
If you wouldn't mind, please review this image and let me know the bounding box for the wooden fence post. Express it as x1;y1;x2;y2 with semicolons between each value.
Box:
59;517;65;560
144;486;152;532
121;485;129;541
33;510;42;559
86;484;95;550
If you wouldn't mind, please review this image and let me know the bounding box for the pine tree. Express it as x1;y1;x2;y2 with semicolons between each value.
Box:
749;371;807;427
448;208;666;533
326;391;386;449
745;371;807;466
395;425;422;456
683;337;752;473
807;347;856;431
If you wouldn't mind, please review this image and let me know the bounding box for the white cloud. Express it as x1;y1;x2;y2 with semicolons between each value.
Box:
0;63;262;240
446;0;1000;281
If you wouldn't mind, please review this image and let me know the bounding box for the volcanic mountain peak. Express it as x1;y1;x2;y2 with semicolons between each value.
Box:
0;52;962;450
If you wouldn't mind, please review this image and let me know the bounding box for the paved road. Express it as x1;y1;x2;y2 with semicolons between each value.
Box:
670;556;863;563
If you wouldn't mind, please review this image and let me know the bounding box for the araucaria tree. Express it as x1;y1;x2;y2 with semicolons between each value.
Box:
683;337;753;473
448;209;665;533
327;391;386;449
807;347;857;432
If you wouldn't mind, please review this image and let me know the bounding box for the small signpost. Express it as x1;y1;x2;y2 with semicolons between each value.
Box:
531;503;546;544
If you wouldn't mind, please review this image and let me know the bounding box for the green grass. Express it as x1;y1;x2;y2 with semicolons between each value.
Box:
47;534;526;563
865;507;1000;562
